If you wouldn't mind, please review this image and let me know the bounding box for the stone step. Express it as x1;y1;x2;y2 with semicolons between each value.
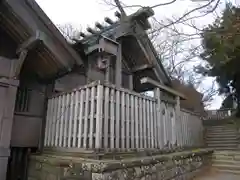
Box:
208;142;237;146
207;144;237;149
206;126;235;130
206;126;236;129
206;130;237;134
205;136;238;140
206;139;238;143
211;147;239;150
206;137;238;141
213;157;240;161
214;150;240;155
207;125;230;128
206;140;239;144
213;163;240;172
213;154;240;160
206;125;236;128
207;126;237;129
207;144;238;147
206;133;238;137
206;129;237;133
207;131;237;135
216;168;240;174
213;159;240;166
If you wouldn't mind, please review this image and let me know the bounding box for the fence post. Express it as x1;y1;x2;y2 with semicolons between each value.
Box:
175;96;182;147
154;88;164;149
95;84;104;149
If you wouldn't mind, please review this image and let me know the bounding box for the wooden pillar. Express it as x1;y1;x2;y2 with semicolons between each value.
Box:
115;41;122;88
42;82;54;149
154;88;164;149
129;74;133;90
105;58;110;82
0;78;19;180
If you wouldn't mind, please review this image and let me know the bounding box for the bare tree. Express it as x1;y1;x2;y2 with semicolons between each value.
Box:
57;23;82;43
102;0;224;107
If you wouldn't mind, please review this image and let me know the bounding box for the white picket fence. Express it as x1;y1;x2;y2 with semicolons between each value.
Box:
44;82;203;150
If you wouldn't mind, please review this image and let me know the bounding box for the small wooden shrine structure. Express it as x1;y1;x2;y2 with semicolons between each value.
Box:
0;1;204;180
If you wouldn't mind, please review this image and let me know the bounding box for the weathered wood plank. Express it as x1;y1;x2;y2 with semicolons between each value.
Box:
51;97;58;146
59;95;66;147
134;96;139;149
162;103;167;146
89;87;95;149
110;89;115;149
146;100;150;148
121;91;125;149
67;92;74;147
154;88;162;148
153;102;158;148
126;93;130;149
73;91;79;147
142;99;147;148
45;98;53;146
130;95;135;149
95;85;104;149
115;90;120;149
63;93;70;147
54;95;62;146
77;90;85;148
104;87;110;149
139;98;143;149
150;100;154;148
83;88;90;149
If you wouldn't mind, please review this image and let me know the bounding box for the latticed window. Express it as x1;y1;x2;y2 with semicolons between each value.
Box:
15;87;31;112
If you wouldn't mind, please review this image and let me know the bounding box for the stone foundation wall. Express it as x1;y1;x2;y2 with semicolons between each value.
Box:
27;149;213;180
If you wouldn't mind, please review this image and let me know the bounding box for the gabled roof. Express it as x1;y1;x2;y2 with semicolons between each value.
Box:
0;0;83;80
74;7;171;91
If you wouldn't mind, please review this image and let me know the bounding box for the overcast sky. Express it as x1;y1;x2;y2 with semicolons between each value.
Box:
35;0;238;109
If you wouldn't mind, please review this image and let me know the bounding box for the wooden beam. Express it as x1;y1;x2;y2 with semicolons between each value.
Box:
14;49;28;78
16;31;41;54
79;32;86;38
115;40;122;88
87;27;98;34
115;11;121;19
104;17;114;25
140;77;186;99
131;64;153;73
95;22;104;30
129;74;133;90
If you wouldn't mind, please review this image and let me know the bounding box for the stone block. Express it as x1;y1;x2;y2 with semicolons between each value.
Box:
27;149;213;180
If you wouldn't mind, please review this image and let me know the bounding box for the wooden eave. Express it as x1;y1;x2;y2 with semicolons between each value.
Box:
0;0;83;80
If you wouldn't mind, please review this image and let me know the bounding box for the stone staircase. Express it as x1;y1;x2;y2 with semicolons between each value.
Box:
204;122;240;174
212;150;240;174
205;125;239;149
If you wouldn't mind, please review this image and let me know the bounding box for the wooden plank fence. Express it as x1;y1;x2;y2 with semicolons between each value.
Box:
44;82;204;150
